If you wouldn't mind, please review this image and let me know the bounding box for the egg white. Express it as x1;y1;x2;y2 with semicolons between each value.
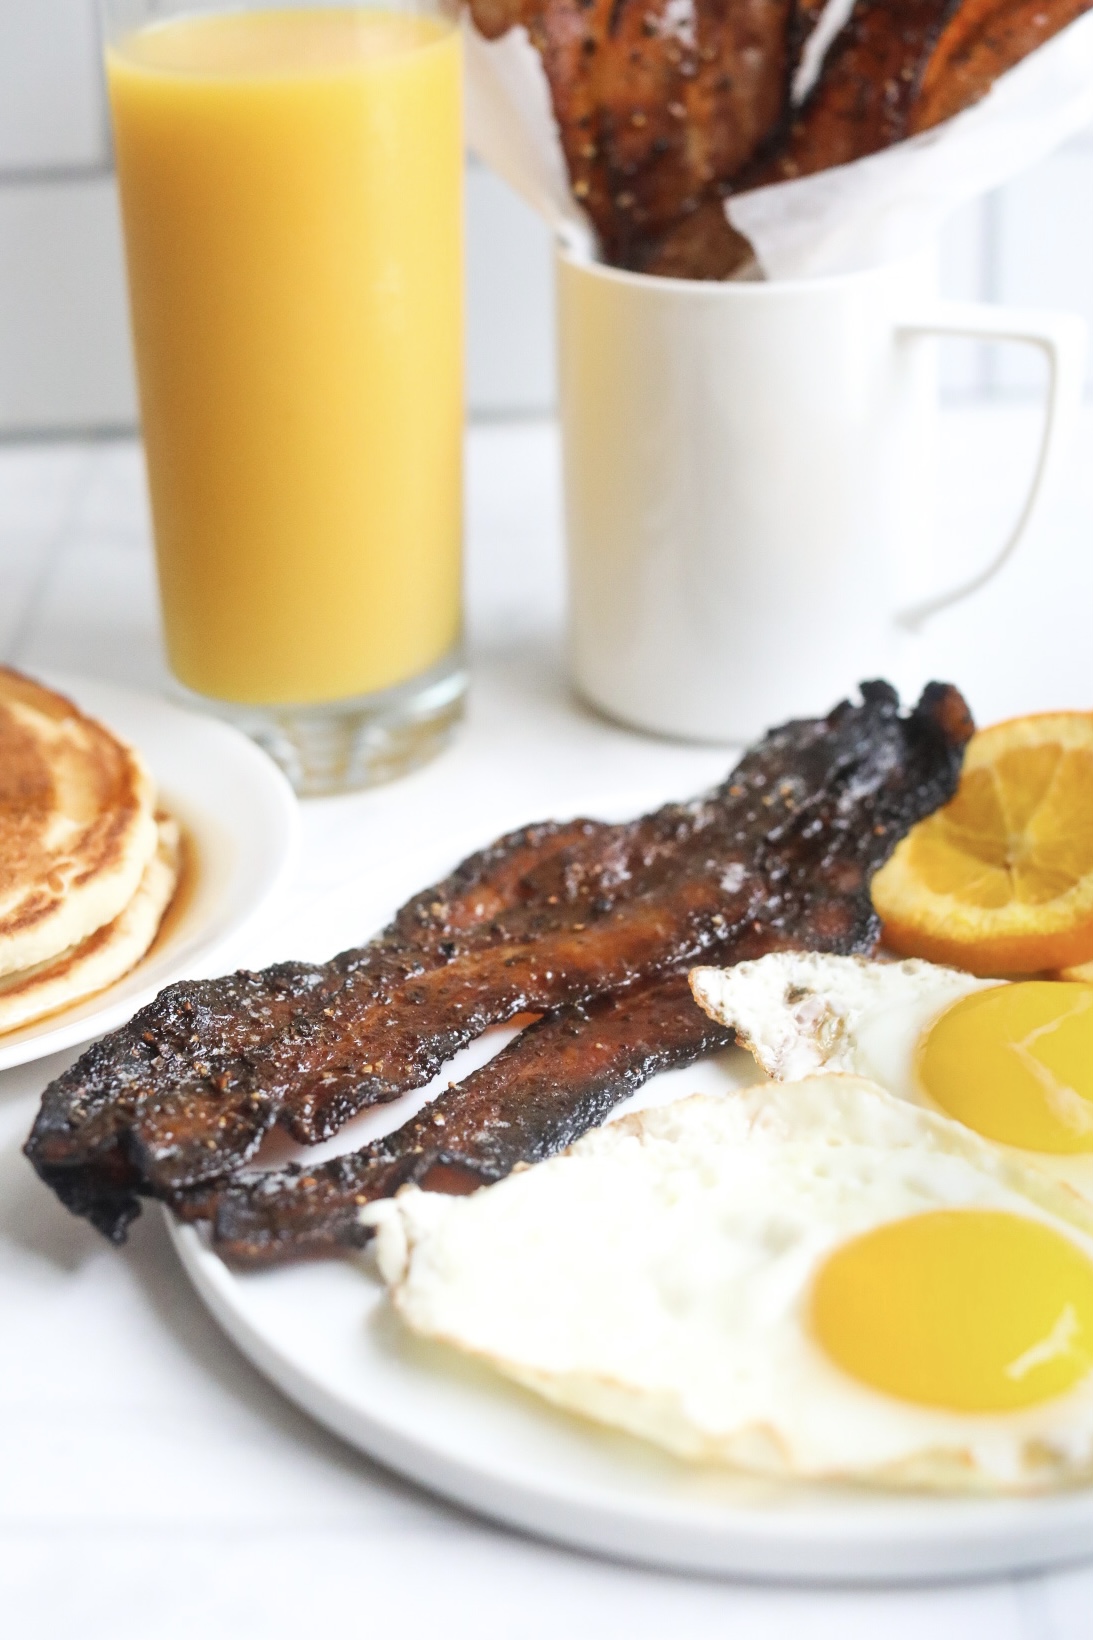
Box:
366;1076;1093;1493
690;952;1093;1204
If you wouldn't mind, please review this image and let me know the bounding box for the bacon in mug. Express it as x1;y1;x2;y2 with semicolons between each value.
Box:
909;0;1093;132
746;0;1092;187
468;0;1092;279
467;0;795;271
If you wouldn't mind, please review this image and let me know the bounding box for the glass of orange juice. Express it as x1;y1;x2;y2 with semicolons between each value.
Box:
102;1;464;794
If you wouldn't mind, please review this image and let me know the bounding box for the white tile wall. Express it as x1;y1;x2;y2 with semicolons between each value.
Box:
0;176;136;433
936;125;1093;400
0;2;1088;433
0;2;108;173
937;196;994;397
466;159;556;417
990;127;1093;393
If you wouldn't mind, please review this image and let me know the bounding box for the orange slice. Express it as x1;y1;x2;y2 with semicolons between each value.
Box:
872;711;1093;976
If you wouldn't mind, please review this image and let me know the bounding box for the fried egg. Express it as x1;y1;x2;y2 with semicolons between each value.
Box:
691;954;1093;1202
366;1077;1093;1492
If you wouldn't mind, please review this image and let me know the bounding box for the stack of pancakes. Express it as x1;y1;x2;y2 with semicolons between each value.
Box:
0;668;180;1034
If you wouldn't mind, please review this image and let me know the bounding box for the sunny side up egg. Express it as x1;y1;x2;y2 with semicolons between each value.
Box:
690;954;1093;1202
365;1077;1093;1491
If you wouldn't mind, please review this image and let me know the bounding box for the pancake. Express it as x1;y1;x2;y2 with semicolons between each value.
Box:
0;815;180;1035
0;669;158;979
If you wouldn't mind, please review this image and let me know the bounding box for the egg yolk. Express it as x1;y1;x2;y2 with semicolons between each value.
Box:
917;981;1093;1154
812;1209;1093;1411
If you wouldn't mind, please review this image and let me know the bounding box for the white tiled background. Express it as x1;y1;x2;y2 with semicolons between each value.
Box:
0;0;1091;434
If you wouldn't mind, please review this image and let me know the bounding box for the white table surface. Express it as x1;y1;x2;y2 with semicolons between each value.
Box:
1;407;1092;1639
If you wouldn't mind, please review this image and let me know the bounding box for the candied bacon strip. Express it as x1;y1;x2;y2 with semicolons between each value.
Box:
638;199;759;280
204;683;974;1267
24;783;750;1237
118;793;733;1183
909;0;1093;132
467;0;1088;278
741;0;1090;191
25;681;973;1243
743;0;961;186
133;678;971;1203
23;814;616;1238
126;812;758;1194
207;972;738;1264
467;0;795;271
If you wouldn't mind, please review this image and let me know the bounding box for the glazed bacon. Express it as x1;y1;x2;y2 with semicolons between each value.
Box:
468;0;795;273
203;681;973;1266
747;0;1092;189
26;797;749;1236
26;682;972;1249
25;813;622;1236
469;0;1092;279
207;972;737;1264
747;0;961;185
35;785;794;1232
909;0;1093;132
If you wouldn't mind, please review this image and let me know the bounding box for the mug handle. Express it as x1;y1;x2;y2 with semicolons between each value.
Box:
892;301;1088;630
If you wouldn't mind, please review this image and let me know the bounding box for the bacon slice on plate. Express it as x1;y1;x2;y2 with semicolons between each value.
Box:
207;972;736;1264
25;681;971;1252
201;684;974;1265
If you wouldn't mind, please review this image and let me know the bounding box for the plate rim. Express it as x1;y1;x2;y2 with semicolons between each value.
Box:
0;672;299;1070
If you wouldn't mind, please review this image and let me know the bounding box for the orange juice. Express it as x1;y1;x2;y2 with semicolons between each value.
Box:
107;8;462;706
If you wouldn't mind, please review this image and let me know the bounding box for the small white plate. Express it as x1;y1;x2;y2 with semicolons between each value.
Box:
161;808;1093;1587
0;674;299;1070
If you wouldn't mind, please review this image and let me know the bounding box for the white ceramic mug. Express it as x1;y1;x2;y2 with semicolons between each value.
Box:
558;251;1087;743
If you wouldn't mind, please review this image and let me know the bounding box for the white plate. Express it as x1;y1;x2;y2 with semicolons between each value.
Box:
157;790;1089;1587
160;805;1093;1587
168;1068;1093;1587
0;674;299;1070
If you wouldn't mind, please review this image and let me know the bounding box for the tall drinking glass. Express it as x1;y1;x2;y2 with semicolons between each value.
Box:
102;1;465;794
